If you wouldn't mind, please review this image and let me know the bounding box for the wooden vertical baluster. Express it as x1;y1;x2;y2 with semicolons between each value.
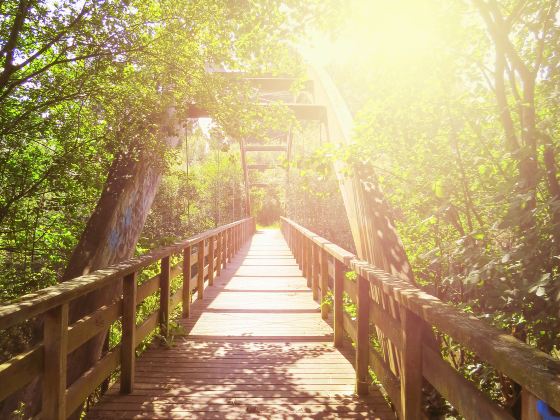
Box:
223;231;228;268
299;232;303;268
302;237;308;281
521;388;541;420
400;307;423;419
208;235;215;286
320;249;329;320
43;303;69;420
182;247;192;318
160;256;170;338
197;240;205;299
216;232;222;277
228;228;232;261
236;225;240;251
312;244;319;301
306;238;312;288
121;272;137;394
295;231;301;267
333;259;344;348
356;273;370;395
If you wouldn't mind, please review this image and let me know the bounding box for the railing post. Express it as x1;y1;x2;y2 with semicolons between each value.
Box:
216;232;222;277
301;235;307;279
121;272;137;394
400;307;423;419
521;388;540;420
356;273;370;395
159;256;170;337
223;230;228;268
305;238;312;288
208;235;215;286
182;247;191;318
43;303;69;420
333;259;344;347
197;240;205;300
320;250;329;320
294;230;300;266
312;243;319;301
228;228;233;261
237;224;241;250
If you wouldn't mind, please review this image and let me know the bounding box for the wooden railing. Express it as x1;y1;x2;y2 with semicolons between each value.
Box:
281;217;560;420
0;217;255;419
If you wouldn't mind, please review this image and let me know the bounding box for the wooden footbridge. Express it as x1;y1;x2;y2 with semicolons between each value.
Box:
1;66;560;419
1;217;560;419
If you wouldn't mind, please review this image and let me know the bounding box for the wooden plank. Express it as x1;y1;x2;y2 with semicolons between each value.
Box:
216;234;222;277
305;237;312;288
357;265;560;412
521;388;541;420
422;345;514;420
399;308;423;419
320;249;329;320
159;257;170;338
170;287;182;309
197;240;205;300
90;230;390;419
282;216;560;414
43;303;68;420
369;347;401;416
312;243;320;301
344;275;358;302
0;346;43;402
0;218;252;331
208;236;215;286
121;272;137;394
136;274;160;304
135;311;159;346
333;259;345;347
343;311;357;342
67;300;121;354
368;300;402;350
65;347;120;417
182;247;192;318
356;274;369;395
228;228;233;260
222;230;228;268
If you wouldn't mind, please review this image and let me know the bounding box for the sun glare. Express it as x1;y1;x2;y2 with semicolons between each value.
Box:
307;0;440;67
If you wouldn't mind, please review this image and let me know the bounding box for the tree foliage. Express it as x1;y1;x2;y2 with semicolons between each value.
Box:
309;0;560;411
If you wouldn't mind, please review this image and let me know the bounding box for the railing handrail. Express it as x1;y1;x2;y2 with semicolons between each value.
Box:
1;217;255;419
0;217;251;331
280;216;560;415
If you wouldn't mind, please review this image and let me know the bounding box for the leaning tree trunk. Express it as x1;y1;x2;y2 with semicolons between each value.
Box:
63;108;183;418
0;108;184;419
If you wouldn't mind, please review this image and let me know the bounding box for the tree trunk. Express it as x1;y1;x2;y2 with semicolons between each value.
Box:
0;108;183;419
64;108;183;418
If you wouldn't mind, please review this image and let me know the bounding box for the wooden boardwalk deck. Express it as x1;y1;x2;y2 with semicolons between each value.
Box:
88;229;393;419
